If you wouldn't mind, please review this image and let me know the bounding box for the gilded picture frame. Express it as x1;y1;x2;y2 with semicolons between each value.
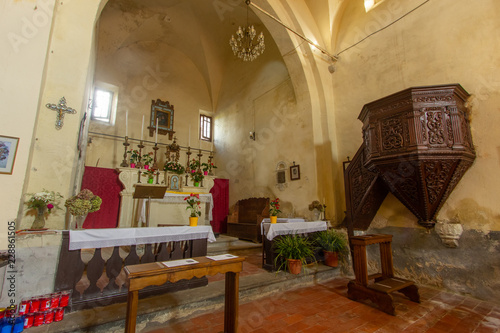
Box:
0;135;19;175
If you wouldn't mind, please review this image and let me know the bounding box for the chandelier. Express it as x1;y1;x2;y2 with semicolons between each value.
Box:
229;0;265;62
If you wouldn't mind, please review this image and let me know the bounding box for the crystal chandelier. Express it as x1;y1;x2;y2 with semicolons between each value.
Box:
229;0;265;61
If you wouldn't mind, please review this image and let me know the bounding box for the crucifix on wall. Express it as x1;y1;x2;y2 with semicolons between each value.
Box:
46;97;77;130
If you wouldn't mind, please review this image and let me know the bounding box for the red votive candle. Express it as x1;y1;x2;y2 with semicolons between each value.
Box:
54;307;65;322
19;299;30;315
39;295;51;311
24;313;34;329
29;298;40;313
59;291;71;307
44;310;54;324
50;293;61;309
33;312;45;327
0;308;5;319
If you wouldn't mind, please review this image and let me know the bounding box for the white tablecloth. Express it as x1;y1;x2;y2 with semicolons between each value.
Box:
260;218;306;236
69;226;216;250
263;221;328;241
139;192;214;224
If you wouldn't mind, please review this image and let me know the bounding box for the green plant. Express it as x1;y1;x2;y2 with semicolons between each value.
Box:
184;193;201;217
127;149;140;164
191;170;204;183
273;234;315;272
142;152;153;166
201;161;217;172
269;198;281;216
142;169;157;179
189;159;200;170
164;161;185;174
314;229;348;253
65;189;102;216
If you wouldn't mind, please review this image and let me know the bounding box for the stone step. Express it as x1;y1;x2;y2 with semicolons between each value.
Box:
207;234;262;255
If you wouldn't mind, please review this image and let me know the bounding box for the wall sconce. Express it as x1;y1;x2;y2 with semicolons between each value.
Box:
249;131;256;141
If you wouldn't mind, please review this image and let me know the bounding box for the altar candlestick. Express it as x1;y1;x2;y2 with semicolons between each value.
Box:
188;125;191;147
125;110;128;137
155;118;158;143
141;115;144;140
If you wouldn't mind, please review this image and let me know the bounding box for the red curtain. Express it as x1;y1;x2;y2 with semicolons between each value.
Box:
209;178;229;234
81;166;123;229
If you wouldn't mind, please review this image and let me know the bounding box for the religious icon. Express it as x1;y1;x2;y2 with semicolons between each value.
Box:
290;165;300;181
169;175;181;191
0;135;19;175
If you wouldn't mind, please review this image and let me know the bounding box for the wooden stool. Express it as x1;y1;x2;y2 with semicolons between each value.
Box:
347;234;420;315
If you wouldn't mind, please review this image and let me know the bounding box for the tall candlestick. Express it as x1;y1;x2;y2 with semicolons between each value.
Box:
155;118;158;143
188;125;191;147
125;110;128;137
141;115;144;140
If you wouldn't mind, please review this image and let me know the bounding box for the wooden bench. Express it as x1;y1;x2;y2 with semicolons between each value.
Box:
227;197;269;242
124;256;245;333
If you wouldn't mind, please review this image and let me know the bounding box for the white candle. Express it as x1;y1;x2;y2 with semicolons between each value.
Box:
125;110;128;137
188;125;191;147
141;115;144;140
155;118;158;143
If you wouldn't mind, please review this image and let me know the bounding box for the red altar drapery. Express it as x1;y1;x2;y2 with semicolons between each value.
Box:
209;178;229;234
81;166;123;229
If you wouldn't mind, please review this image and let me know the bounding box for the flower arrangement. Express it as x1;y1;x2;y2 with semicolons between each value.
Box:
65;189;102;216
142;169;158;183
270;198;281;216
25;190;63;214
164;161;185;174
184;193;201;217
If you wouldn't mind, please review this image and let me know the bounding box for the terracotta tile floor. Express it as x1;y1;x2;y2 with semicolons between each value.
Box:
143;247;500;333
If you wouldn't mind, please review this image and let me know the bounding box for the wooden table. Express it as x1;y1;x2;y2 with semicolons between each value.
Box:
124;256;245;333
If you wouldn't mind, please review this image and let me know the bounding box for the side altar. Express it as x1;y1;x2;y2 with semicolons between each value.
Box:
117;167;215;228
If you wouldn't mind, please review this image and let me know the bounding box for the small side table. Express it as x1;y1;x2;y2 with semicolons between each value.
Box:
347;234;420;315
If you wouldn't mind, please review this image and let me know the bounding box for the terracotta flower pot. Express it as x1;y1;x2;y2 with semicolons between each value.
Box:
270;216;277;224
323;250;339;267
287;259;302;274
189;216;198;227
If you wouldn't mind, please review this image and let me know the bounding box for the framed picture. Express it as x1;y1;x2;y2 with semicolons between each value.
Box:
168;174;182;192
290;164;300;181
0;135;19;175
149;99;175;139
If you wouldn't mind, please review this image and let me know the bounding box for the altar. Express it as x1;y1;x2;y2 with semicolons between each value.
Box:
117;167;215;228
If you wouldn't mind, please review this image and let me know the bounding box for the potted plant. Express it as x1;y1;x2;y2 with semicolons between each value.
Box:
142;152;154;169
25;190;63;229
269;198;281;224
184;193;201;226
273;234;315;274
189;159;200;172
191;170;204;186
164;161;185;175
142;169;157;183
127;149;140;168
201;161;217;175
65;189;102;229
314;229;348;267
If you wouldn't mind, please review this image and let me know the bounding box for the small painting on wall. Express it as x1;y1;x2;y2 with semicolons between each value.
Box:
290;164;300;181
0;135;19;175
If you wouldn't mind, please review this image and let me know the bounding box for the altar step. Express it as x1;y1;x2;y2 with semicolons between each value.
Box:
207;234;262;255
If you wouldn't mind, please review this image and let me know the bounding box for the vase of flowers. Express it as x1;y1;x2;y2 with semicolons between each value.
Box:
164;161;185;175
269;198;281;223
184;193;201;226
143;169;156;184
191;170;204;186
65;189;102;229
201;162;217;175
25;190;63;229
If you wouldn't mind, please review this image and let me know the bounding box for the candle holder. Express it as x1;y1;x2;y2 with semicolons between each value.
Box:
152;144;159;170
197;149;203;172
208;151;214;175
185;147;192;172
136;141;145;169
120;136;130;167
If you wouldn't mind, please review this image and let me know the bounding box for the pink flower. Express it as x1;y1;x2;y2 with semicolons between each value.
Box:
47;203;54;210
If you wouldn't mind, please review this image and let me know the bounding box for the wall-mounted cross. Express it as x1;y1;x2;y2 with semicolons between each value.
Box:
46;97;77;130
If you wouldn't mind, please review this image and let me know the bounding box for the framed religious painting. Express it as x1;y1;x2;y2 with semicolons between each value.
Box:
0;135;19;175
290;164;300;181
167;174;182;192
149;99;175;140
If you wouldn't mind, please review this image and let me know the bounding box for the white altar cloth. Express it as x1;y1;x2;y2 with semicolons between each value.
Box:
263;221;327;241
139;192;214;224
69;226;216;250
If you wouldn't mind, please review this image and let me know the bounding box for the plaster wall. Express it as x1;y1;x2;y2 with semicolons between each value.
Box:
19;0;104;230
0;0;55;248
332;0;500;231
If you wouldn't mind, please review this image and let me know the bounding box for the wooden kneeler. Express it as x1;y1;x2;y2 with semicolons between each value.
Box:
347;234;420;315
